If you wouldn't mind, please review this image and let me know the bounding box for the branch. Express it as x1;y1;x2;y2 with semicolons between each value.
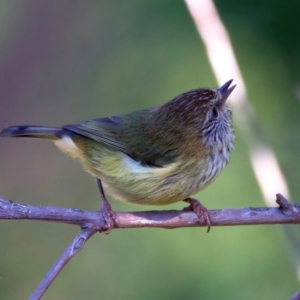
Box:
29;227;97;300
289;289;300;300
1;194;300;230
2;193;299;299
184;0;290;205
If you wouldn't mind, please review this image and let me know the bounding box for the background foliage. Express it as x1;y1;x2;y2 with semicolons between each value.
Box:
0;1;300;299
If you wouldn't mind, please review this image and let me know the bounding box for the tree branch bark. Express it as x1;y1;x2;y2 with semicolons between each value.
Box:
1;193;299;299
1;194;300;230
29;227;97;300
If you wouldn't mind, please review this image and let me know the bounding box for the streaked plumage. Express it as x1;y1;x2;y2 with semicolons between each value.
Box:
0;80;235;208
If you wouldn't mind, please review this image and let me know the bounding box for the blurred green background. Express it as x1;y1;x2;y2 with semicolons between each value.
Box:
0;1;300;299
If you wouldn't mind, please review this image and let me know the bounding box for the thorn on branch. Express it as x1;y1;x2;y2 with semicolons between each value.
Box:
276;193;299;216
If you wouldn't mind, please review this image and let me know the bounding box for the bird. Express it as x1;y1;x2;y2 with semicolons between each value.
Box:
0;80;236;232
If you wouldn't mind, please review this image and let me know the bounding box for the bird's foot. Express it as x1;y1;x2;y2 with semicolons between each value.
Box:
96;179;115;233
100;196;115;234
183;198;211;232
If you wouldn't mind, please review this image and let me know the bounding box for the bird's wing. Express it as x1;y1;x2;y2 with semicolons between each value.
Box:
63;115;133;156
64;112;180;167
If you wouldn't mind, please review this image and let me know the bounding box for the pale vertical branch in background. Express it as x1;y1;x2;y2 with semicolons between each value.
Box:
185;0;289;205
184;0;299;281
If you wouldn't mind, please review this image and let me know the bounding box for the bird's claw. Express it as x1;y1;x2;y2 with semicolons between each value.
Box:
100;197;114;234
183;198;211;232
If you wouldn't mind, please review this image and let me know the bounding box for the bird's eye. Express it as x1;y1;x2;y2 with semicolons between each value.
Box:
212;107;218;118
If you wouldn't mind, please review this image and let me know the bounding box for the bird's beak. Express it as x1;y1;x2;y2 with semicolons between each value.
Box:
217;79;236;105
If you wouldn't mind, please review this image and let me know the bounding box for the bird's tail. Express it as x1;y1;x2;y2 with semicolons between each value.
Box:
0;125;65;140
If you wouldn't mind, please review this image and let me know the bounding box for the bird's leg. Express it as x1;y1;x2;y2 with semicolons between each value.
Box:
96;179;114;233
183;198;211;232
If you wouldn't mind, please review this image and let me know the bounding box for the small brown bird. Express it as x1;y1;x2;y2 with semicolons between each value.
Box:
0;80;235;232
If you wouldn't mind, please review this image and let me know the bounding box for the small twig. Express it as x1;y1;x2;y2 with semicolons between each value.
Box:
276;193;299;216
289;289;300;300
29;227;97;300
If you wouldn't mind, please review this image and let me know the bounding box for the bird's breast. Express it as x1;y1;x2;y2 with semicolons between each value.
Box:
75;141;230;206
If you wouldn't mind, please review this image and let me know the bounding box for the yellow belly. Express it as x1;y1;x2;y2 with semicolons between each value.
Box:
83;147;226;205
54;136;227;205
